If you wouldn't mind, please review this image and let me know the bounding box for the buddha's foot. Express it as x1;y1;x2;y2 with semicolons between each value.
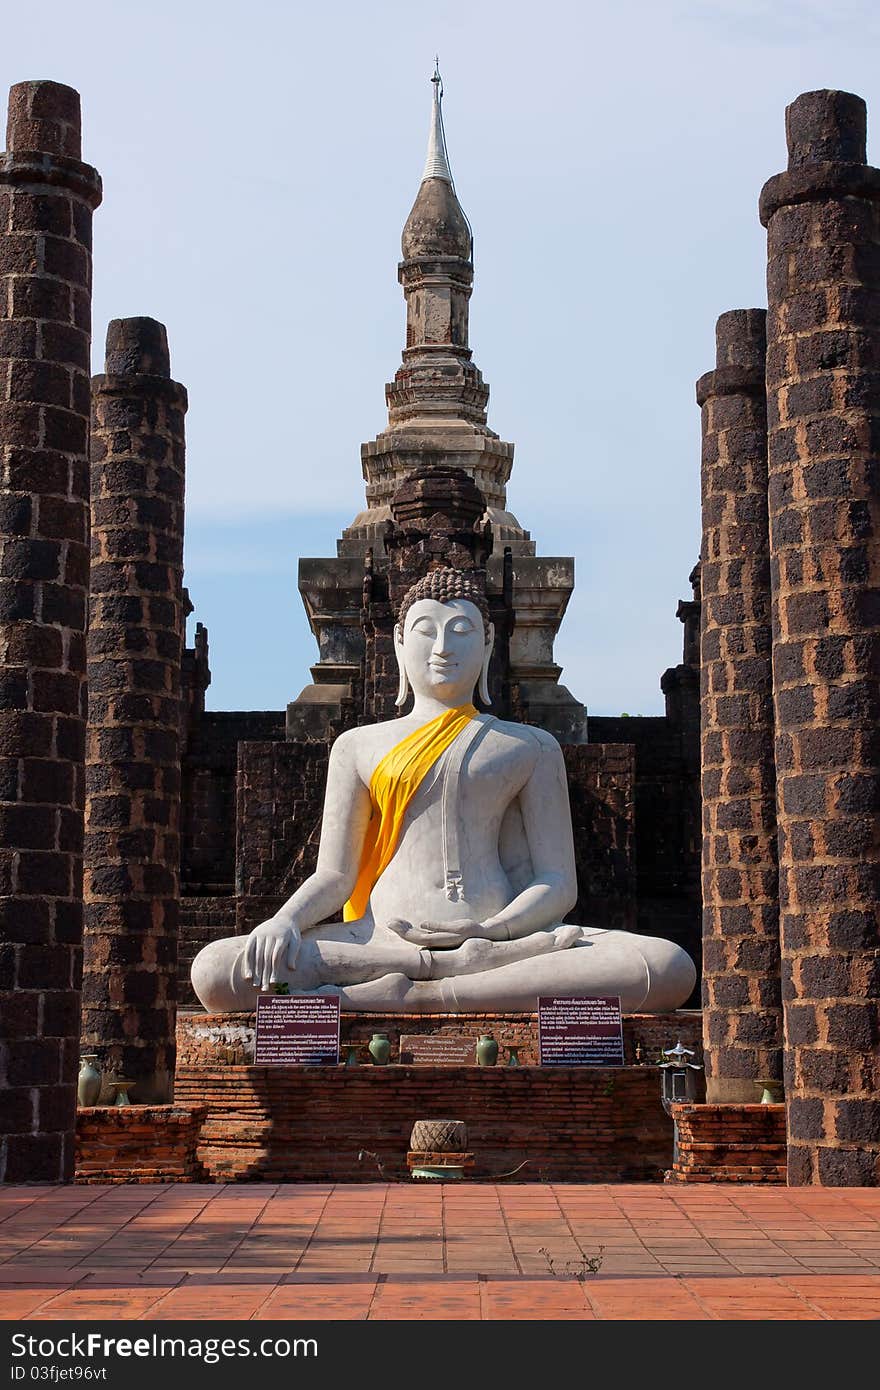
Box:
313;972;428;1011
431;923;583;979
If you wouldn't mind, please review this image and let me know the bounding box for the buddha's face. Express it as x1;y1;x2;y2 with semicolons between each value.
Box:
397;598;492;704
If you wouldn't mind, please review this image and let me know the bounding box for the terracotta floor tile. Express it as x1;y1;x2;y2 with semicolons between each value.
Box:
482;1279;594;1319
255;1282;376;1319
0;1289;59;1318
33;1287;173;1319
586;1278;709;1320
148;1283;276;1320
0;1266;83;1283
369;1281;481;1320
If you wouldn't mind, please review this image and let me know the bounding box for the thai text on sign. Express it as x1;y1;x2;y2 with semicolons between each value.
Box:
538;995;624;1066
399;1034;478;1064
254;993;340;1065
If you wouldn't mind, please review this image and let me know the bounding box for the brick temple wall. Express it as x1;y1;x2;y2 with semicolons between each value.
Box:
563;744;635;930
697;308;782;1101
0;81;101;1183
177;896;237;1008
589;716;701;974
182;710;284;896
761;89;880;1186
174;1066;675;1183
234;737;331;932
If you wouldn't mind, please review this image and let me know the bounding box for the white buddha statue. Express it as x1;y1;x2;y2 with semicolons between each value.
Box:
192;569;695;1015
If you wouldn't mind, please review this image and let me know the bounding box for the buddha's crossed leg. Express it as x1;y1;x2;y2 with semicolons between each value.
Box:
312;923;582;987
191;922;582;1013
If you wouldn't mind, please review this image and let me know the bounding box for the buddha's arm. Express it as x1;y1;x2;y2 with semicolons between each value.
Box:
480;733;578;941
243;731;372;989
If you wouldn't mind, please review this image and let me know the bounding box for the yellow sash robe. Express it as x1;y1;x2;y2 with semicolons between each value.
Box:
342;704;477;922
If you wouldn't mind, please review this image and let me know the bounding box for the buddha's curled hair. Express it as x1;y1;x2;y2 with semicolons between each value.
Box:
397;568;491;637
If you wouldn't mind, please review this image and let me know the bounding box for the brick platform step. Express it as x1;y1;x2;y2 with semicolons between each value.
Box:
680;1141;785;1154
75;1104;207;1184
75;1167;201;1185
668;1102;786;1184
174;1065;674;1183
669;1166;789;1184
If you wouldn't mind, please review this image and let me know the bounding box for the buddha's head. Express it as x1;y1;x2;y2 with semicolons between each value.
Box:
394;569;494;708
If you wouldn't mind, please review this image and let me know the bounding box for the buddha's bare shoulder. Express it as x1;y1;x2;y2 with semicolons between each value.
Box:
483;717;563;761
328;716;429;781
329;721;401;760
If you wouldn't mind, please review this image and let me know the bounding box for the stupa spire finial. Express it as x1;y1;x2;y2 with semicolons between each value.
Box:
422;61;453;184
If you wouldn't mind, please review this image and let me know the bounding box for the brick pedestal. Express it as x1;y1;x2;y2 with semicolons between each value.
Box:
761;89;880;1185
668;1103;786;1184
75;1103;206;1183
82;319;187;1103
0;81;101;1182
697;309;782;1101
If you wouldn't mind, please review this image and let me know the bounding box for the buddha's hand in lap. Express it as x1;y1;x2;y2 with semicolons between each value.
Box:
242;916;302;991
385;917;486;949
455;923;583;970
385;920;584;951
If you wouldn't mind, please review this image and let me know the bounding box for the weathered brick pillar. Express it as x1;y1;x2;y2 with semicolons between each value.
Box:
0;82;101;1182
697;309;782;1102
761;89;880;1185
82;319;187;1103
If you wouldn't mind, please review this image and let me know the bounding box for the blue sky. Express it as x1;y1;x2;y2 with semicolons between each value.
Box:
4;1;880;713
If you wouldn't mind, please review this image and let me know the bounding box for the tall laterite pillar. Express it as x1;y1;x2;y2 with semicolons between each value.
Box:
698;309;782;1102
82;319;187;1103
0;82;101;1182
761;89;880;1184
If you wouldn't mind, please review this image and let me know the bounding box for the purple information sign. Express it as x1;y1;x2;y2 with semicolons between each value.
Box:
538;995;624;1066
254;993;340;1066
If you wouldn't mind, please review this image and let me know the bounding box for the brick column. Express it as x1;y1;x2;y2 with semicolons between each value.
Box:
697;309;782;1103
82;319;187;1104
761;89;880;1185
0;82;101;1182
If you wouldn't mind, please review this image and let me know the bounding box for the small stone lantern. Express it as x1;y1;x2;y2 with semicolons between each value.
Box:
659;1040;702;1114
659;1040;703;1171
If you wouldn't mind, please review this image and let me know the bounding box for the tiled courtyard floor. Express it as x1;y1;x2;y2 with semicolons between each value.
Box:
1;1183;879;1320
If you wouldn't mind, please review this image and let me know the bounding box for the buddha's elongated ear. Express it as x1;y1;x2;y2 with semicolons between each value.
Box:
394;623;410;708
478;621;495;706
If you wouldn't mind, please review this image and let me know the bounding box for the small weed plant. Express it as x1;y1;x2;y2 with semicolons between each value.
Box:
538;1243;605;1279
